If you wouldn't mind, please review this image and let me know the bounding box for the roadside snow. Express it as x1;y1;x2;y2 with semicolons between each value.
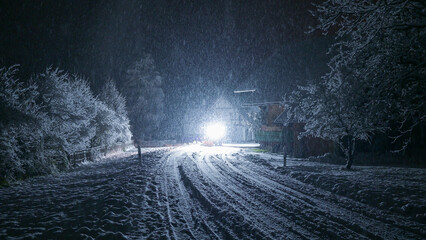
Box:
246;149;426;221
0;145;424;239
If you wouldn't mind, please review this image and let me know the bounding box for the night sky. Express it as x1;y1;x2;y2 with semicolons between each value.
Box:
0;0;324;131
1;1;319;81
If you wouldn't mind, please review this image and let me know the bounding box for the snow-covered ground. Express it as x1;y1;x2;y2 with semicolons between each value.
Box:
0;145;424;239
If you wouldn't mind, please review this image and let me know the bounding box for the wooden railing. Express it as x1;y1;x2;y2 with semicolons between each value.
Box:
68;143;132;166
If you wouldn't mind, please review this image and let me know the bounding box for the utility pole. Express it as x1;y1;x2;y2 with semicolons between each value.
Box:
283;144;287;167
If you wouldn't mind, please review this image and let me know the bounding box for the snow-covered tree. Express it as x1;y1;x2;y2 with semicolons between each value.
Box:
95;79;131;147
122;54;165;159
283;74;388;169
0;65;43;181
35;68;98;165
0;65;135;182
311;0;426;151
283;0;425;168
91;101;118;147
0;65;39;119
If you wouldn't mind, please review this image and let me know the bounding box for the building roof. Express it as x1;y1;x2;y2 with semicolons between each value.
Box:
274;111;287;125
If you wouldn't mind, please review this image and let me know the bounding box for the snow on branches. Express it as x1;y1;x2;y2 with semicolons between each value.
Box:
0;65;41;180
284;0;425;168
96;79;132;147
0;65;132;182
312;0;426;151
283;76;388;169
36;67;98;156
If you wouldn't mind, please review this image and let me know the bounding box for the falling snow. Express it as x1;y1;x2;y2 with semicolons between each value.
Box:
0;1;424;239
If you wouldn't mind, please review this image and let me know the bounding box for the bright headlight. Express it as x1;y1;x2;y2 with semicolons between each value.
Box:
204;122;226;140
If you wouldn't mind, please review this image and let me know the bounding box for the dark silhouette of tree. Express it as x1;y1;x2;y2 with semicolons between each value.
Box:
122;55;165;160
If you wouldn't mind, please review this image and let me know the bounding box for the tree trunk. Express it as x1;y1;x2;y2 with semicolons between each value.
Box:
345;136;355;169
345;151;353;169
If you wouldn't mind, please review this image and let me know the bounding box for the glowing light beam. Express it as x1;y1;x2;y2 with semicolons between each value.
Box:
204;122;226;140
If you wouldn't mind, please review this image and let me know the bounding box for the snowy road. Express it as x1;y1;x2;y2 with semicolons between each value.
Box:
0;145;425;239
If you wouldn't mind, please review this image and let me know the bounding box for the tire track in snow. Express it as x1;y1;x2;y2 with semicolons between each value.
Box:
1;146;423;239
163;151;199;239
178;164;242;240
198;153;341;239
216;153;386;239
241;154;426;238
184;151;310;240
159;149;225;239
176;150;245;239
129;150;172;239
220;152;424;240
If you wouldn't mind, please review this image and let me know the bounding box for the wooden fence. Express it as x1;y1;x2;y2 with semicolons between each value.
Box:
68;143;132;166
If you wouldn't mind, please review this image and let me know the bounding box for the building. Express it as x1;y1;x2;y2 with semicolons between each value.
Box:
255;103;284;152
181;97;256;143
205;97;255;143
274;111;334;158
